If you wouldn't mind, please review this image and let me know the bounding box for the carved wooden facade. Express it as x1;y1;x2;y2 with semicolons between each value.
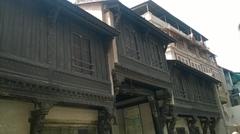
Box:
104;2;175;134
0;0;118;134
167;62;219;134
111;2;173;84
77;1;175;133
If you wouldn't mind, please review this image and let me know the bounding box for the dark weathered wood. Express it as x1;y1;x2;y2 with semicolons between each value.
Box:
0;0;114;108
29;102;54;134
170;65;218;114
166;117;176;134
200;118;209;134
148;95;172;134
116;96;147;108
115;15;170;86
148;96;163;134
98;109;112;134
186;117;200;134
209;118;216;134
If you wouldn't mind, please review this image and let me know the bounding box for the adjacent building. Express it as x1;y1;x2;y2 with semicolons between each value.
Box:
221;68;240;133
0;0;118;134
132;1;227;134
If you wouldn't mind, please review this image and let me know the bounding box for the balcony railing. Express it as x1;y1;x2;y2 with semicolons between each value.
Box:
143;12;206;47
166;45;222;81
142;12;208;50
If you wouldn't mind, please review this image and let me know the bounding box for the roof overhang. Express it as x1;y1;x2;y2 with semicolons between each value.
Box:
105;1;176;44
43;0;119;37
168;60;221;83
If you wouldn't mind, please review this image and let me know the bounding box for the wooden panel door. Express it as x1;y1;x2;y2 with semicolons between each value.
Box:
123;106;143;134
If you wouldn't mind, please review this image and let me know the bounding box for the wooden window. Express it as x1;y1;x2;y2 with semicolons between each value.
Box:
124;27;140;60
71;33;94;75
174;71;187;99
176;127;186;134
149;39;166;70
181;74;190;99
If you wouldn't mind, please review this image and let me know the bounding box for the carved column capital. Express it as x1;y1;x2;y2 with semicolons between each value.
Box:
166;117;176;134
186;117;197;134
98;108;113;134
29;102;54;134
112;71;124;95
209;118;216;134
200;118;209;134
148;95;166;134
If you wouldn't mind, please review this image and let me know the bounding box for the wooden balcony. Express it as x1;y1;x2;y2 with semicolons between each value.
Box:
166;45;222;81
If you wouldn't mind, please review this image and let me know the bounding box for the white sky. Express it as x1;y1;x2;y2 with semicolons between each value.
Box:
69;0;240;72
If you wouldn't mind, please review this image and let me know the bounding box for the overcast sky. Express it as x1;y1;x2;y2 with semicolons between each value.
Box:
69;0;240;72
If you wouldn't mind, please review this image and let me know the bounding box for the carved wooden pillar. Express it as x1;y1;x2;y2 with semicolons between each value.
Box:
200;118;209;134
29;102;53;134
209;118;216;134
98;108;113;134
186;117;197;134
148;96;163;134
46;6;61;86
166;117;176;134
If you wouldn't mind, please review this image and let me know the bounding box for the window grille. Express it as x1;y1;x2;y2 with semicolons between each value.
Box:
71;33;94;75
149;40;167;70
125;28;140;60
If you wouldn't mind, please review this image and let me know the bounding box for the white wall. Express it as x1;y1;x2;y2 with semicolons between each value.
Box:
0;99;34;134
45;106;98;125
79;3;103;21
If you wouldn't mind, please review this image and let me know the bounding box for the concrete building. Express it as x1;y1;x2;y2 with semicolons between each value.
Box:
222;69;240;133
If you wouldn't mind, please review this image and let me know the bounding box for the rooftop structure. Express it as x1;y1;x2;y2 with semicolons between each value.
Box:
132;0;223;81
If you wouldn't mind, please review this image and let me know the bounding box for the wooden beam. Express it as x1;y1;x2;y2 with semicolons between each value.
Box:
120;87;155;96
115;96;147;108
148;96;164;134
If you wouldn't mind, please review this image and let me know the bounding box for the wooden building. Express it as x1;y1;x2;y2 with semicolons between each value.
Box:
76;0;175;134
132;1;223;134
0;0;118;134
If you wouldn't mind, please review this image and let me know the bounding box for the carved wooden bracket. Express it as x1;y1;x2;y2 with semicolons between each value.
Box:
112;70;125;95
166;117;176;134
112;5;121;27
200;118;209;134
148;96;165;134
98;108;113;134
186;117;197;134
29;102;54;134
209;118;216;134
